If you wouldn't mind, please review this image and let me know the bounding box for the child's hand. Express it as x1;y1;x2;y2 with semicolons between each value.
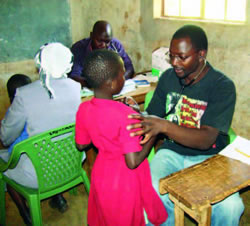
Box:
123;96;140;113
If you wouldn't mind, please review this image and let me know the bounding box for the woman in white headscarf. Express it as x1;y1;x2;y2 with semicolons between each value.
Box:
35;42;74;99
0;42;82;225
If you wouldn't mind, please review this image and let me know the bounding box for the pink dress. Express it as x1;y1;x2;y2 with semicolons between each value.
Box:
75;98;167;226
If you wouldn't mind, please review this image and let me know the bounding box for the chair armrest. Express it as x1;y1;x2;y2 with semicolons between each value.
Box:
0;150;23;172
0;158;10;172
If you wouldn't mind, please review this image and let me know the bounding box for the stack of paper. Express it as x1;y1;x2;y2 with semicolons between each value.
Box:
133;73;158;83
219;136;250;165
133;80;150;87
81;78;146;98
114;79;136;97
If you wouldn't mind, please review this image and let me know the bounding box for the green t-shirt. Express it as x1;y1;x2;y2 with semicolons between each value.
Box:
146;63;236;155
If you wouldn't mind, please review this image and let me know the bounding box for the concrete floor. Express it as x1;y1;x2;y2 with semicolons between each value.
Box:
3;185;250;226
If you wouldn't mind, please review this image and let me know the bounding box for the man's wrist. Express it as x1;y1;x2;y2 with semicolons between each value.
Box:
161;119;170;135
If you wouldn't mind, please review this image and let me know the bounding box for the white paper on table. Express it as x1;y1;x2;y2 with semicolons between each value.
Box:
81;79;137;98
113;79;136;97
219;136;250;165
133;73;158;83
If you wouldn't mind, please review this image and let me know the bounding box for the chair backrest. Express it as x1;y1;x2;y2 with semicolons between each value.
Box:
144;90;155;111
144;90;155;162
12;123;83;194
228;127;237;143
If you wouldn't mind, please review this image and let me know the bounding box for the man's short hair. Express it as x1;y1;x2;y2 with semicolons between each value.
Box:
92;20;111;34
172;25;208;51
82;49;122;88
7;74;31;103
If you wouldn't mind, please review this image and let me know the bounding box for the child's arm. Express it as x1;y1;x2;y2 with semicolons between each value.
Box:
124;136;156;169
76;142;92;152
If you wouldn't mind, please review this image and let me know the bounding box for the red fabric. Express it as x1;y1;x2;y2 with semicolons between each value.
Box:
76;98;167;226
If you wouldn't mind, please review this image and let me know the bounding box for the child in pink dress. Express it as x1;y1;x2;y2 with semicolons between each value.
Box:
75;49;167;226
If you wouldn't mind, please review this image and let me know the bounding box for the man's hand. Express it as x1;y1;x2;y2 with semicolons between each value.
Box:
127;114;165;144
127;114;220;150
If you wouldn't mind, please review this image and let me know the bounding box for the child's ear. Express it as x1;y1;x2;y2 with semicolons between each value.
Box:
110;79;117;91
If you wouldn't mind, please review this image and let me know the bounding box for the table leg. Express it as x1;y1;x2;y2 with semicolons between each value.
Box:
169;194;185;226
198;205;211;226
169;194;212;226
175;204;185;226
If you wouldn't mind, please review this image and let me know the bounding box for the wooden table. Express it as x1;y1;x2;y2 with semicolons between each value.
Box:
81;84;156;108
81;84;156;180
159;154;250;226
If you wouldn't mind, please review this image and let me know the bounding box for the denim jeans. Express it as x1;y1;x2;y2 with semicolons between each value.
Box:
148;149;244;226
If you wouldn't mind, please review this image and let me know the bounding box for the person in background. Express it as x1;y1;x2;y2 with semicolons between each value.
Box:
4;74;32;162
69;20;135;87
1;74;32;226
0;43;83;225
7;74;32;104
127;25;244;226
75;49;167;226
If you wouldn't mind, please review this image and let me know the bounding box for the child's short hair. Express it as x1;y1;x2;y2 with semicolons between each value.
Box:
82;49;122;88
7;74;32;103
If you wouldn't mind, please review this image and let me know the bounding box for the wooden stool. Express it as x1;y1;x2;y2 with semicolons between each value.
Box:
159;155;250;226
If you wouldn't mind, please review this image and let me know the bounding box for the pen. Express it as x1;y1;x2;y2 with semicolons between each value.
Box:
235;148;250;158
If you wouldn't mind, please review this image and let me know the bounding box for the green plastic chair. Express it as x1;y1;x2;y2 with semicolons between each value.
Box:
0;123;90;226
144;90;155;162
228;127;237;143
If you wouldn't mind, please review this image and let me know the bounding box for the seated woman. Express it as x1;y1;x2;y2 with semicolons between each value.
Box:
0;43;83;225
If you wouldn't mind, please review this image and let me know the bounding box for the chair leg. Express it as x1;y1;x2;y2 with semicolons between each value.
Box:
69;186;78;195
28;195;42;226
82;170;90;194
0;177;6;226
6;185;32;225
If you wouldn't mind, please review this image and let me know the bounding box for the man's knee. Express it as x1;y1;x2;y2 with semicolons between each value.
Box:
150;149;182;180
150;151;169;189
212;193;244;225
214;193;244;213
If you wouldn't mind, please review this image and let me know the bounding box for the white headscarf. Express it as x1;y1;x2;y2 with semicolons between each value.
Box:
34;42;73;99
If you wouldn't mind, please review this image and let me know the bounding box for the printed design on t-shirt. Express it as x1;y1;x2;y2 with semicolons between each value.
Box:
165;92;207;129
